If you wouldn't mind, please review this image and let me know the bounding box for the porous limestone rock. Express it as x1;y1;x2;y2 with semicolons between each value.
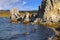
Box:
40;0;60;22
10;8;20;23
23;12;30;24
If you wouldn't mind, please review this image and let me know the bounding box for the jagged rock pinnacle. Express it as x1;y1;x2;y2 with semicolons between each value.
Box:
39;0;60;22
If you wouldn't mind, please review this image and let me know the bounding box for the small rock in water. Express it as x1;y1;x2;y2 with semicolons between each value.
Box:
24;32;30;35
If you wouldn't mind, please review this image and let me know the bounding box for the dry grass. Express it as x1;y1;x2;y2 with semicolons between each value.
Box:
0;11;36;17
0;12;10;17
45;22;60;28
38;21;60;28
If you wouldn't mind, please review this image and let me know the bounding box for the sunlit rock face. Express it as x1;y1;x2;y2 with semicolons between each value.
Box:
40;0;60;22
10;8;20;22
23;12;30;23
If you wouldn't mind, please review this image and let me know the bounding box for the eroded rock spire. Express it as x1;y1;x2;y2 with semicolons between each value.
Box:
37;0;47;19
39;0;60;22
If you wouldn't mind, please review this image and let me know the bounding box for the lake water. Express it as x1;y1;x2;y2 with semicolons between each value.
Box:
0;17;55;40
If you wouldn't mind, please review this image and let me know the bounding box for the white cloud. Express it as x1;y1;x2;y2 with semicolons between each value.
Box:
0;0;21;10
0;0;33;10
0;7;3;10
10;0;20;3
0;0;20;3
22;1;27;5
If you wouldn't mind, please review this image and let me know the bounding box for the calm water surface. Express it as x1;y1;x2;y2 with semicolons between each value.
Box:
0;17;55;40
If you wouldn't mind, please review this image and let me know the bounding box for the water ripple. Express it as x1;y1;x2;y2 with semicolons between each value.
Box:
0;17;55;40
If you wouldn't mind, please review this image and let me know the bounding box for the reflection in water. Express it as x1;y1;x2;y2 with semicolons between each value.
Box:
0;17;55;40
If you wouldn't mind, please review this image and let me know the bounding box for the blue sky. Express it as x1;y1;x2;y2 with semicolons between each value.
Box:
0;0;42;10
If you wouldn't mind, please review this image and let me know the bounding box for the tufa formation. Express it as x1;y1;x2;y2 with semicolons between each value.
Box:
38;0;60;22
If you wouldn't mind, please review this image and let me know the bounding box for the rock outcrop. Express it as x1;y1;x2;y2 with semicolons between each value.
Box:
38;0;60;39
37;0;47;19
39;0;60;22
10;8;20;23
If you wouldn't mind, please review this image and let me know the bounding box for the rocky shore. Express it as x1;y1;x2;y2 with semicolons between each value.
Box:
9;0;60;40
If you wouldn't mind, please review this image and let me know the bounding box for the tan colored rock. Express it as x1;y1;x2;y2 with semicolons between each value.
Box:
10;8;20;22
23;12;30;24
42;0;60;22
